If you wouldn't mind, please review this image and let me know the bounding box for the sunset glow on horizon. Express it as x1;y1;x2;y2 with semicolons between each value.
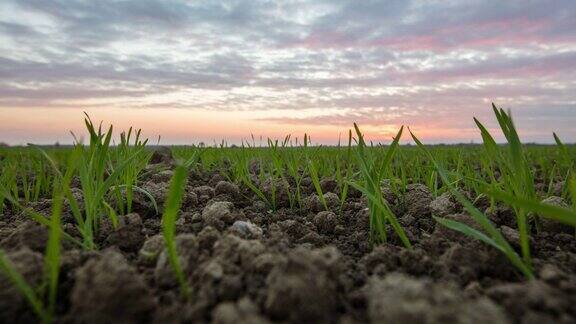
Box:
1;1;575;145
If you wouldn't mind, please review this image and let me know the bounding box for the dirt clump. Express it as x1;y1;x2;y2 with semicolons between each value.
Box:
67;250;157;323
215;181;241;198
540;196;573;234
403;183;433;217
2;166;575;323
193;185;216;204
365;273;509;324
149;169;174;183
1;220;48;252
487;279;576;323
139;234;165;266
264;246;343;322
202;201;244;230
213;297;270;324
154;234;200;288
104;213;145;253
0;248;44;323
319;178;338;193
314;211;338;234
149;146;174;165
430;191;462;217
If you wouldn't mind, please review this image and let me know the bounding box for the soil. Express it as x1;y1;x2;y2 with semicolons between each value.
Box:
1;153;575;323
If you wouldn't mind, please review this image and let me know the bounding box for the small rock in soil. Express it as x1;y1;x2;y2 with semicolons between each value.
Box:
68;250;156;324
183;189;199;208
229;220;263;239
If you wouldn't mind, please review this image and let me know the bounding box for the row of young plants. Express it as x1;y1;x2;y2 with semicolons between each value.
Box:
0;105;574;322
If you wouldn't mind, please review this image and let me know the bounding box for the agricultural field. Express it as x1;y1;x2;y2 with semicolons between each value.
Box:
0;106;575;323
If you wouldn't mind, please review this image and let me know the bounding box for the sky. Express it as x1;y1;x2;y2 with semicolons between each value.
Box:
0;0;575;145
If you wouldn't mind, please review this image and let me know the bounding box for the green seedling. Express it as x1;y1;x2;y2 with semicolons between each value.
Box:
0;149;78;323
474;104;536;265
351;124;411;248
162;164;191;299
411;130;533;279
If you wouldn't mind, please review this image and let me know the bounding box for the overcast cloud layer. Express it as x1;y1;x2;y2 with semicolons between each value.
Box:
1;0;575;144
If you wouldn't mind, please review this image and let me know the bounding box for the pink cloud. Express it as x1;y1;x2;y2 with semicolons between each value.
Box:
288;16;576;52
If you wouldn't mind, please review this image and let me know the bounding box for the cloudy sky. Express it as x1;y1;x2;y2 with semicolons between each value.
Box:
0;0;575;145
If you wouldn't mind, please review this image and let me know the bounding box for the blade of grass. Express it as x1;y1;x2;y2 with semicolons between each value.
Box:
410;129;533;279
0;250;48;322
162;165;191;299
